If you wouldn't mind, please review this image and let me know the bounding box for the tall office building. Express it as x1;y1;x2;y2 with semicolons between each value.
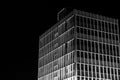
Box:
38;9;120;80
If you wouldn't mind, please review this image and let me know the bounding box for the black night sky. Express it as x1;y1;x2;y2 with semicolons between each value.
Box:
5;1;120;80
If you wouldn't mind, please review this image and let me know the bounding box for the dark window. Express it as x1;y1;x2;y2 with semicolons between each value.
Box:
91;19;94;29
88;52;91;59
91;30;94;36
115;24;118;34
109;33;111;40
106;44;109;55
91;42;95;52
88;29;90;35
96;66;99;72
92;53;95;60
98;21;102;31
108;23;111;33
111;24;114;33
116;35;118;41
85;52;87;59
83;17;87;27
80;40;84;50
85;65;88;71
81;64;84;70
113;46;116;56
95;31;98;37
100;55;102;61
76;27;79;33
99;43;102;54
102;32;105;39
107;56;109;62
77;64;80;70
99;32;102;38
76;16;80;26
89;65;91;71
77;51;80;57
117;47;119;56
81;52;84;58
87;18;91;28
103;44;106;54
96;54;98;60
77;77;80;80
106;33;108;39
105;22;108;32
94;20;98;30
93;65;95;72
110;45;113;55
84;40;87;51
110;56;113;63
95;42;98;53
101;22;105;31
80;16;84;27
80;28;83;34
77;39;80;50
83;29;87;35
88;41;91;52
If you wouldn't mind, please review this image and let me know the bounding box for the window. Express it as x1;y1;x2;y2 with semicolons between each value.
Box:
80;40;84;50
76;16;80;26
88;41;91;52
116;47;119;56
96;54;98;60
77;51;80;62
88;29;90;35
77;77;80;80
102;32;105;39
81;64;84;70
80;28;84;34
91;42;95;52
99;32;102;38
91;19;94;29
81;52;84;58
108;23;111;33
84;40;88;51
88;52;91;59
76;27;79;33
80;16;84;27
91;30;94;36
106;33;108;39
85;65;88;71
103;44;106;54
95;31;98;37
96;66;99;73
94;20;98;30
111;24;115;33
115;24;118;34
100;55;102;61
77;39;80;50
113;46;116;56
77;64;80;70
95;42;98;53
83;29;87;35
106;44;109;55
110;45;113;56
98;21;102;31
101;21;105;31
85;52;87;59
83;17;87;27
115;35;118;41
105;22;108;32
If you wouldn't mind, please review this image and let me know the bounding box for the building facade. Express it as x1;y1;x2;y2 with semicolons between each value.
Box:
38;9;120;80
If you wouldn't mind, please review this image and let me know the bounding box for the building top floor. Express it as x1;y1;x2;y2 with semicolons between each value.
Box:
39;9;119;41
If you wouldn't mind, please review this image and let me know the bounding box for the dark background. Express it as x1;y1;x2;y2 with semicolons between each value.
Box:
5;1;119;80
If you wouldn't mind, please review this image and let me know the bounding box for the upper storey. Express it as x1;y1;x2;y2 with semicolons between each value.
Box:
39;9;119;49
